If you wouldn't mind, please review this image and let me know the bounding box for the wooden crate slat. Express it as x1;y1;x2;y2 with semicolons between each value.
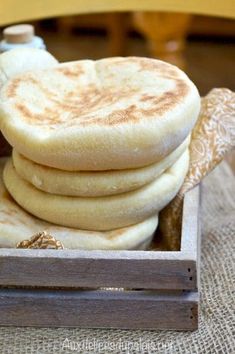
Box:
0;250;196;289
181;186;200;255
0;288;198;330
0;186;200;290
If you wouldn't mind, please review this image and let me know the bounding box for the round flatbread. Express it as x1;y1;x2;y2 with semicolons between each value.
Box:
0;158;158;250
0;47;58;89
0;57;200;170
3;150;189;230
12;135;190;197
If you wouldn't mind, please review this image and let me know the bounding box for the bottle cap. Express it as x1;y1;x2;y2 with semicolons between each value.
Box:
3;24;34;44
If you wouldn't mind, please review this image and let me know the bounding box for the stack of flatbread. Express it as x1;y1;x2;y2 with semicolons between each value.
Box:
0;51;200;249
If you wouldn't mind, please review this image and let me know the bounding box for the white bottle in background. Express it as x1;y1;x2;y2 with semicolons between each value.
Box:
0;24;46;53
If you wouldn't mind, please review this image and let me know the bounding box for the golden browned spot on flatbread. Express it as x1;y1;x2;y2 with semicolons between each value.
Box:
112;57;179;78
106;105;139;126
140;80;188;117
136;57;180;77
14;103;35;121
5;77;20;98
56;63;84;77
140;95;156;102
83;104;139;126
6;58;189;128
15;103;62;126
105;228;126;240
6;76;38;99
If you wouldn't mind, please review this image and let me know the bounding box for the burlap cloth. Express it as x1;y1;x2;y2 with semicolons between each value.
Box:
0;160;234;353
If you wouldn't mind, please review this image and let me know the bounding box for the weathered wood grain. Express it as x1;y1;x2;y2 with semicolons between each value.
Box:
181;186;200;256
197;185;202;291
0;249;197;289
0;288;198;330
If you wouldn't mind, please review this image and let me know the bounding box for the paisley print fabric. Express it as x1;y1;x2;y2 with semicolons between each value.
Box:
160;88;235;250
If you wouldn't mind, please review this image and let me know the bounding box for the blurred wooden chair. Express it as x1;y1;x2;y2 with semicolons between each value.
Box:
55;12;190;68
133;12;191;69
0;1;234;69
55;13;129;58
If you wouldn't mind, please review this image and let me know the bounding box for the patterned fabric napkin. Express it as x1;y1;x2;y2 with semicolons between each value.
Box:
160;88;235;250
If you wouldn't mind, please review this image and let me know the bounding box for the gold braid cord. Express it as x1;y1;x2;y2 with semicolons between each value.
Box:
16;231;64;249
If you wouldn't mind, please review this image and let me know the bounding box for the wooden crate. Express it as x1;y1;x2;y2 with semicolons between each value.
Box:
0;183;200;330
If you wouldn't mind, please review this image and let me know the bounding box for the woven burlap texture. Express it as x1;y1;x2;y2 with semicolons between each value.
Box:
0;160;234;353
